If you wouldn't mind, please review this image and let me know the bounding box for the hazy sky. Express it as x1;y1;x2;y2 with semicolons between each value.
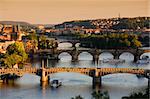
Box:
0;0;149;24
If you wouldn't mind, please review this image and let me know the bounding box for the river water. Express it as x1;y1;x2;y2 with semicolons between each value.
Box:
0;43;150;99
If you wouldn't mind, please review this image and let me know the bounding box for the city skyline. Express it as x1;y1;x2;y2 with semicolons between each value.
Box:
0;0;149;24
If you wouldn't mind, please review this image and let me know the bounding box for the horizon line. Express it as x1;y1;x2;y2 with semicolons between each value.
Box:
0;16;149;25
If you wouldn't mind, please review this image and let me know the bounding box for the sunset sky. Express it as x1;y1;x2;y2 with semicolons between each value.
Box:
0;0;149;24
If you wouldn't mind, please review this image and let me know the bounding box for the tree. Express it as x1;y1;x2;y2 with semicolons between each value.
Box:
122;88;149;99
71;90;110;99
1;41;28;68
28;32;37;40
25;32;38;53
71;95;84;99
131;39;142;48
0;53;5;67
76;33;142;49
91;90;109;99
2;54;22;68
38;35;58;49
124;39;131;47
38;35;47;49
25;40;38;53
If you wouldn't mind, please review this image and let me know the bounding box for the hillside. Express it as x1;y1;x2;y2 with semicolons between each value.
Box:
0;21;31;25
55;17;150;30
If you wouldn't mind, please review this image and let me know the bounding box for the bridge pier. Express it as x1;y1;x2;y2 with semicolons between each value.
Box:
72;43;76;48
134;55;140;62
72;56;78;61
93;55;99;62
114;54;119;59
72;53;78;61
89;69;102;89
40;68;49;85
40;60;50;87
92;76;102;89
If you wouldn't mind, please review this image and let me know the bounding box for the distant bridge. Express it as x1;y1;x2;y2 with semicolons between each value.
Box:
36;48;150;62
57;39;80;47
0;67;149;88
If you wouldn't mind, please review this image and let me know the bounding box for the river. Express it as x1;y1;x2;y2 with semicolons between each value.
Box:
0;43;150;99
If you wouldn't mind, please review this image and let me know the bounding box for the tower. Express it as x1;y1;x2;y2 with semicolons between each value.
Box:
17;24;22;41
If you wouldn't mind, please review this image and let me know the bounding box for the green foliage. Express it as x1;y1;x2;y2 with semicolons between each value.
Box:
71;95;84;99
71;90;109;99
25;40;38;53
112;17;150;30
28;32;38;41
38;35;58;49
91;90;109;99
55;17;149;30
76;33;142;49
2;54;22;68
25;32;38;52
122;88;149;99
0;53;5;67
55;20;95;29
1;41;28;68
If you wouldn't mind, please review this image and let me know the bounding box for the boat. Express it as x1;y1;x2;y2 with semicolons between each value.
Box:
50;80;62;88
102;58;125;64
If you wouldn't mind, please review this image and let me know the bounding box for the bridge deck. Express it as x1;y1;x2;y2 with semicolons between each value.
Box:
0;67;147;77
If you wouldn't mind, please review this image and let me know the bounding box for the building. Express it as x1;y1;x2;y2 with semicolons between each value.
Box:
1;25;23;41
38;25;45;30
0;24;3;32
0;41;15;53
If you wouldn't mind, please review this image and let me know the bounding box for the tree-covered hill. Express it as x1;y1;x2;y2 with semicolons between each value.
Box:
55;17;150;30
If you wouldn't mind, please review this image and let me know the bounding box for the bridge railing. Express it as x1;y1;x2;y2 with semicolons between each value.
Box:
0;67;146;76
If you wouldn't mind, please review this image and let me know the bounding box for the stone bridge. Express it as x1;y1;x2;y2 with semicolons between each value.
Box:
0;67;149;88
57;40;80;47
36;48;149;62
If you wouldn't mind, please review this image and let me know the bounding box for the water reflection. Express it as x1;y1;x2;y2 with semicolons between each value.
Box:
78;52;93;60
0;51;149;99
58;52;72;61
0;72;148;99
99;52;114;60
119;52;134;62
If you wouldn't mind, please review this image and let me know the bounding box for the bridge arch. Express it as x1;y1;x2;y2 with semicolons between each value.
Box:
58;40;80;48
58;52;72;61
101;72;143;77
119;52;135;61
46;72;92;84
78;51;94;60
46;69;92;77
99;52;114;60
47;72;92;78
19;73;40;78
140;52;150;59
101;73;148;85
0;71;39;78
58;42;73;48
